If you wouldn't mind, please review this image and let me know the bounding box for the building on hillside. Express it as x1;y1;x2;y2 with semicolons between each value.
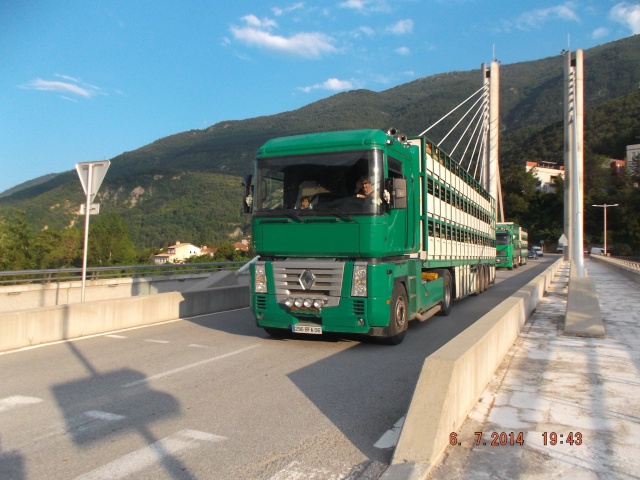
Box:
200;246;217;257
626;144;639;174
154;241;201;264
234;241;249;252
525;161;565;193
609;159;626;175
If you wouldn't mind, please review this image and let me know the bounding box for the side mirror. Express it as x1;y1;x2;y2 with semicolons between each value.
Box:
388;177;407;209
242;174;253;213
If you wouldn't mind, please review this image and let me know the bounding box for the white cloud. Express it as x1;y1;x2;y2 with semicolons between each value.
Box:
387;19;413;35
352;26;375;38
20;74;103;98
230;15;336;57
339;0;390;13
395;46;410;55
339;0;367;10
610;2;640;34
241;14;277;30
591;27;609;39
515;3;579;30
272;2;304;16
298;77;354;92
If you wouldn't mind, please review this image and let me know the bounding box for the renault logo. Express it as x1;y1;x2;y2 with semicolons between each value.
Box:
299;270;315;290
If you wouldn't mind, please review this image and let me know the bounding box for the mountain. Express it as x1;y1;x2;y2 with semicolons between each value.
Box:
0;173;61;198
1;35;639;249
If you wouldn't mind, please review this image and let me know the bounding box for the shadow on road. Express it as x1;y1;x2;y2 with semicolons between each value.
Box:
49;309;195;479
0;434;25;480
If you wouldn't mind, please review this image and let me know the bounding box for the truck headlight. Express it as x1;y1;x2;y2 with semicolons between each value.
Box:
351;264;367;297
255;264;267;293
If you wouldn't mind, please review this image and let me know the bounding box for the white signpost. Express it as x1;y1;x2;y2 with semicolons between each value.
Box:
76;160;110;302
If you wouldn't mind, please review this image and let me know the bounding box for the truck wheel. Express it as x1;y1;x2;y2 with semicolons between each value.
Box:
480;265;487;292
438;270;453;316
383;283;408;345
472;266;481;296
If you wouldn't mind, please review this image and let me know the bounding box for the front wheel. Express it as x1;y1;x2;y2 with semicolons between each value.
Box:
382;283;408;345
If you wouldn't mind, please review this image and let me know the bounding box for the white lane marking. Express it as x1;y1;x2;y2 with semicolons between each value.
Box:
120;344;261;388
32;410;127;445
84;410;126;421
270;460;343;480
0;395;43;413
374;416;405;449
188;344;211;348
145;339;170;344
74;429;226;480
105;334;127;339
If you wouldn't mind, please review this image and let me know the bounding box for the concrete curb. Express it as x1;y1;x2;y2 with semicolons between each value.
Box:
0;285;250;353
381;259;564;479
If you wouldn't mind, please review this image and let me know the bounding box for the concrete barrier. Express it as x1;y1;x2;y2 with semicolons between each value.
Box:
381;259;564;479
0;278;250;353
564;262;604;337
0;272;224;313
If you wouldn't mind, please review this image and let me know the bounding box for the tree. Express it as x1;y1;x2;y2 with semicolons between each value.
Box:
88;212;137;266
213;242;239;261
0;211;36;271
34;228;82;269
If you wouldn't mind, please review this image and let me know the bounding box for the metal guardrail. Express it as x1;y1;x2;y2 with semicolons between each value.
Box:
0;261;248;286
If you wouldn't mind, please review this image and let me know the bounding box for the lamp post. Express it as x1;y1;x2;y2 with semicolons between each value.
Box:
592;203;619;255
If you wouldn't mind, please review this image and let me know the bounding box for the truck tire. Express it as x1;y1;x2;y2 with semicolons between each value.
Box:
472;266;481;296
383;283;408;345
438;270;453;316
480;265;487;293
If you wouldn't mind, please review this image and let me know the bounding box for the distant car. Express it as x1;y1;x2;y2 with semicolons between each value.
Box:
532;246;543;257
527;249;538;260
556;245;564;253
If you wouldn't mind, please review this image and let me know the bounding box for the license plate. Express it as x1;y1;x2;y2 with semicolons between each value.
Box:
292;324;322;335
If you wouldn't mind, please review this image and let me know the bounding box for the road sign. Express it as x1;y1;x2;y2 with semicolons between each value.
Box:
79;203;101;215
75;160;110;303
76;160;110;203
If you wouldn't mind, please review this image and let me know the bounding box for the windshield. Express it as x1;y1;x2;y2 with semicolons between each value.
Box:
254;149;385;215
496;232;510;245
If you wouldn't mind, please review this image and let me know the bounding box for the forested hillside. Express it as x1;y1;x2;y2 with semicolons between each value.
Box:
0;34;638;256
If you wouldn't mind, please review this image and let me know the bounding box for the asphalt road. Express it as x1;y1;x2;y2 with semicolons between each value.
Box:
0;255;557;480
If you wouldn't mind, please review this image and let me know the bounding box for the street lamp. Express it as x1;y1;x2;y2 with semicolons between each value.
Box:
592;203;619;255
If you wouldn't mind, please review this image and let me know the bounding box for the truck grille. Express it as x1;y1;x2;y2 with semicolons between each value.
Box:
272;260;345;297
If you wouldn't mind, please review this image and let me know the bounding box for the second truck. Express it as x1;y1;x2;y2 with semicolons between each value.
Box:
495;222;528;269
243;128;496;344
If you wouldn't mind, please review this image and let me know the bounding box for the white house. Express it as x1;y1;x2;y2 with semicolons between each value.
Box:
626;144;639;174
525;161;565;193
154;241;201;264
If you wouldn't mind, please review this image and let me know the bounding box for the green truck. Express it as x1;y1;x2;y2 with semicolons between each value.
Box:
242;129;496;344
495;222;528;269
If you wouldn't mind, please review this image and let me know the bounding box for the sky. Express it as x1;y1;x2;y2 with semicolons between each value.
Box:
1;1;639;194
